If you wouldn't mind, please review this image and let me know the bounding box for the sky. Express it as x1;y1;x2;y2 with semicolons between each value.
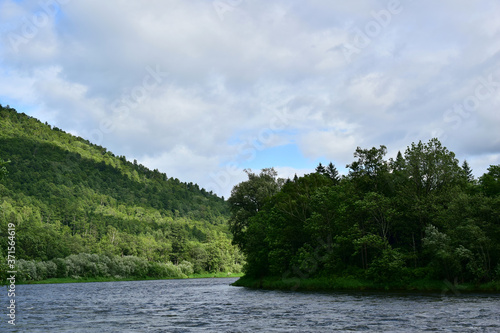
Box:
1;0;500;198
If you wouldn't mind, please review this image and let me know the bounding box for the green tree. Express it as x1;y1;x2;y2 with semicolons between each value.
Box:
315;162;326;174
347;145;389;193
316;162;341;185
462;160;474;183
227;168;284;251
402;138;462;197
326;162;341;184
0;157;9;181
480;165;500;197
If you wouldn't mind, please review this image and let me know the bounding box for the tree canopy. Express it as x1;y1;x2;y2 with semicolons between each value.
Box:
230;139;500;285
0;157;8;181
0;104;243;282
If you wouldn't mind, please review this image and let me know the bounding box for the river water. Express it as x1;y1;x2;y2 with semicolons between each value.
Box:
1;277;499;332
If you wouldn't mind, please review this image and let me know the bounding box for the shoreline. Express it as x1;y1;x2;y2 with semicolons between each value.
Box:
7;273;500;292
231;276;500;293
11;273;244;286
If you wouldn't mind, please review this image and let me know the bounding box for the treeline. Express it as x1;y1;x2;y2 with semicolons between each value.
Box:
229;139;500;285
0;104;243;279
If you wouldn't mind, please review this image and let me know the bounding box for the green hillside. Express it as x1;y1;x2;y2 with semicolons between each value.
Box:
0;104;243;282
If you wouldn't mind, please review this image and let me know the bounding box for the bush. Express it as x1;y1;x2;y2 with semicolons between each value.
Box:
178;260;194;276
52;257;68;277
65;253;100;277
45;261;58;278
366;248;406;283
164;262;185;278
231;263;243;274
121;256;149;278
35;261;48;280
13;253;202;281
18;260;37;281
147;262;166;278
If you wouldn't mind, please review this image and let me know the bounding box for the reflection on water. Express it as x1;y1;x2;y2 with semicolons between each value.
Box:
1;278;500;332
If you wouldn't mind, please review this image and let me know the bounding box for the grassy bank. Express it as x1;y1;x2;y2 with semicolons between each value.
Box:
232;276;500;293
18;273;244;285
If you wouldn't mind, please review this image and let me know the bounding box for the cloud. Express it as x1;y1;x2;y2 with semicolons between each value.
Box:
1;0;499;197
299;128;359;164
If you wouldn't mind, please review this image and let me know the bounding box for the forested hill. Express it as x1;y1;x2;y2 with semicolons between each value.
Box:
0;104;243;279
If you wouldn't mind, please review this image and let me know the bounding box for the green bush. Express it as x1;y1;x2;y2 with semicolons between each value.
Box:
45;261;57;278
178;260;194;276
52;257;68;277
164;262;185;278
147;261;166;278
35;261;48;280
366;248;406;283
11;253;227;282
18;260;37;281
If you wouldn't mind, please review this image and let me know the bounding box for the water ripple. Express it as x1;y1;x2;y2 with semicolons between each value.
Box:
1;278;500;332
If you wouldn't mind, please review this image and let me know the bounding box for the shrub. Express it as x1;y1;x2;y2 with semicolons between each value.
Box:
121;256;149;278
178;260;194;276
366;248;406;283
52;257;68;277
147;261;166;278
35;261;48;280
45;261;58;278
164;262;185;278
18;260;37;281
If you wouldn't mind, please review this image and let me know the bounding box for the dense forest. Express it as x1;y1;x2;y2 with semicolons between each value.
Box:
229;140;500;288
0;105;243;282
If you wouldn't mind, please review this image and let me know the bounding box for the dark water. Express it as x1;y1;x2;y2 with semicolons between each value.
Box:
1;278;499;332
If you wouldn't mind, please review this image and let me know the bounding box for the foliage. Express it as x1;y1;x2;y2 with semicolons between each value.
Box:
227;168;284;251
0;157;8;181
230;138;500;285
0;104;243;278
480;165;500;197
11;253;203;282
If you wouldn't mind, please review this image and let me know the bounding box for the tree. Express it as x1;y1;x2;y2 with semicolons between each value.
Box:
0;157;9;181
326;162;341;184
317;162;341;185
315;163;326;174
403;138;462;197
462;160;474;183
480;165;500;197
390;151;405;172
346;145;389;193
227;168;284;251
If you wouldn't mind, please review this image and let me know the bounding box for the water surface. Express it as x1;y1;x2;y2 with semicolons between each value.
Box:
1;278;499;332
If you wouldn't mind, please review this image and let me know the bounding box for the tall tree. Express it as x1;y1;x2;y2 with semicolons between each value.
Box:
403;138;462;197
346;145;389;193
227;168;284;251
480;165;500;197
326;162;341;184
315;162;326;174
462;160;474;183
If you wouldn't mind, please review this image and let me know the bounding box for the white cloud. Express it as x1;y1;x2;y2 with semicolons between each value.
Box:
1;0;500;197
299;128;359;164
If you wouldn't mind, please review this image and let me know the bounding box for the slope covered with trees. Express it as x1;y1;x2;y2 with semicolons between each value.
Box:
230;139;500;290
0;104;243;282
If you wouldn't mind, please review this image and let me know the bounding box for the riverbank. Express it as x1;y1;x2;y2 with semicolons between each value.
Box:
232;276;500;293
18;272;244;285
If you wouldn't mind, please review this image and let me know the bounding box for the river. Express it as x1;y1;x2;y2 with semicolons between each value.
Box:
1;277;499;332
